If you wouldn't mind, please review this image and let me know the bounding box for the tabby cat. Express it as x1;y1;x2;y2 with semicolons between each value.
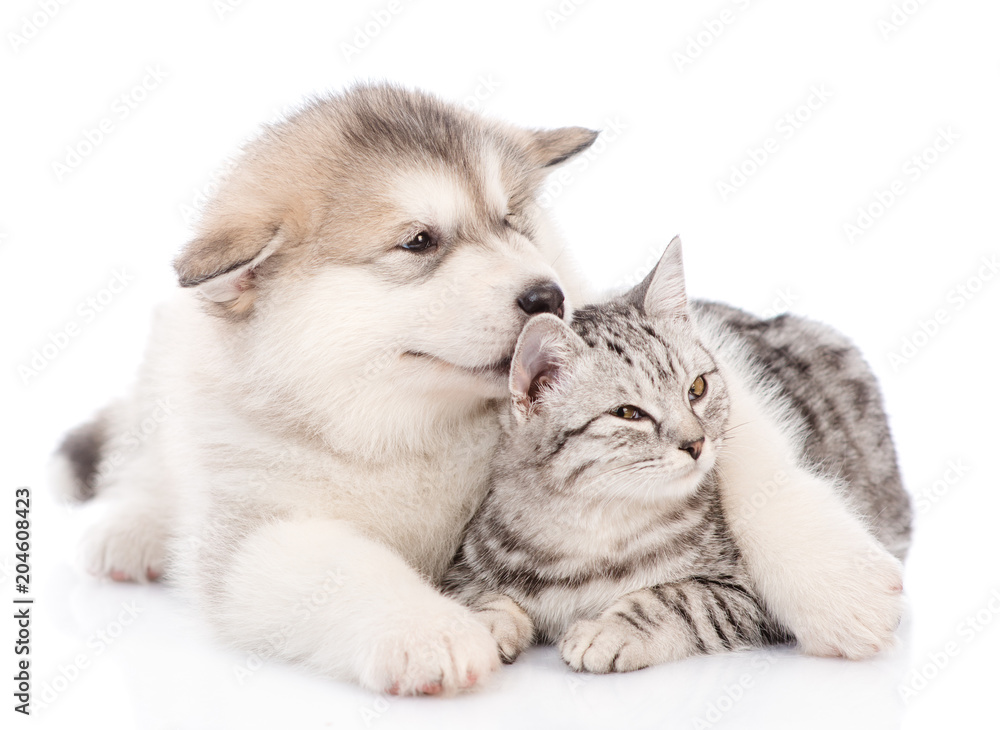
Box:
443;238;911;673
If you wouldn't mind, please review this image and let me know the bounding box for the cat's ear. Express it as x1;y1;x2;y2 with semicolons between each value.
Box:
634;236;688;322
510;314;581;417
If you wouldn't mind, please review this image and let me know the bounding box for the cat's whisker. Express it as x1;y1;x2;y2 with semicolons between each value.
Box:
589;472;653;503
587;460;664;488
714;436;755;459
585;461;680;509
586;467;647;497
722;421;753;436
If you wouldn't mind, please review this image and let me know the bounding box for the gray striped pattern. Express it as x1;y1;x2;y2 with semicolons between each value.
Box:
444;244;909;671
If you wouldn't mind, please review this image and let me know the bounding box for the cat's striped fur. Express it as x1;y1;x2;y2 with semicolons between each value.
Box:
443;238;910;672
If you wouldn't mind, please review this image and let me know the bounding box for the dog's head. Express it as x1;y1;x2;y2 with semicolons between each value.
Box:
175;84;598;449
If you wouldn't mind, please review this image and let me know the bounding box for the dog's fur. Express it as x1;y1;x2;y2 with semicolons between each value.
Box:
55;84;904;695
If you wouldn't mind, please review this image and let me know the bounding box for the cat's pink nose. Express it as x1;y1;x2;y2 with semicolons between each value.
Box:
680;438;704;461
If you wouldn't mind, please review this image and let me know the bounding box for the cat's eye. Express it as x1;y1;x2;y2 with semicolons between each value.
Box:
688;375;707;402
400;231;436;253
611;405;648;420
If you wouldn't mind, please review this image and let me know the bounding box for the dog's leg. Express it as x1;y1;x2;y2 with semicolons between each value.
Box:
715;377;904;659
207;517;501;695
71;423;173;583
81;494;170;583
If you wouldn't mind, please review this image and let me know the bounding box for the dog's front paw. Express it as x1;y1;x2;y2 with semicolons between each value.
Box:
361;603;501;696
791;540;904;659
469;593;533;664
82;507;167;582
559;613;656;674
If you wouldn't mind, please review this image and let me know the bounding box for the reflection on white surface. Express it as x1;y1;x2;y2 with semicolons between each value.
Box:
22;486;984;730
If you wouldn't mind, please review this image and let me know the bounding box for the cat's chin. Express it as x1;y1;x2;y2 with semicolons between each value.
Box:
647;458;717;504
664;469;709;500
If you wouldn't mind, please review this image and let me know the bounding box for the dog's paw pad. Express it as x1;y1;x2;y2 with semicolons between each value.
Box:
792;543;905;660
83;510;168;584
362;605;500;696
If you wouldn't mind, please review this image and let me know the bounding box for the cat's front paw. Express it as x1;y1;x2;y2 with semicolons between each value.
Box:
791;540;904;659
469;593;534;664
360;602;501;696
559;613;655;673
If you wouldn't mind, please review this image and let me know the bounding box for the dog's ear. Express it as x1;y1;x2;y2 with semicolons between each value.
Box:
510;313;583;418
527;127;599;169
173;222;284;315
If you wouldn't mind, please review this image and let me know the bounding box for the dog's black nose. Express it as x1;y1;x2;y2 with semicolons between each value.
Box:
517;282;565;319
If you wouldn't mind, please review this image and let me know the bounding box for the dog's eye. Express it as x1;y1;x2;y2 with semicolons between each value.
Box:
503;214;526;235
611;405;648;420
503;213;535;242
400;231;436;253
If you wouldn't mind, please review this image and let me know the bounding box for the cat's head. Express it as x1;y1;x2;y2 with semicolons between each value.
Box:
503;237;729;504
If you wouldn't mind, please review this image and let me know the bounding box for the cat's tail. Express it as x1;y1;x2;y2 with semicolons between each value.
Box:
51;410;110;501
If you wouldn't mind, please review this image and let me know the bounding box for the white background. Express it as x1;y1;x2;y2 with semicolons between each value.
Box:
3;1;999;728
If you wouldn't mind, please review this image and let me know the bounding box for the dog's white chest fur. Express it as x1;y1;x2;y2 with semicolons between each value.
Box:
311;422;500;579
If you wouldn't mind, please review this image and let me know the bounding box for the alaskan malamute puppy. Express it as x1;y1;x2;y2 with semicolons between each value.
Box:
56;85;904;695
58;84;596;694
